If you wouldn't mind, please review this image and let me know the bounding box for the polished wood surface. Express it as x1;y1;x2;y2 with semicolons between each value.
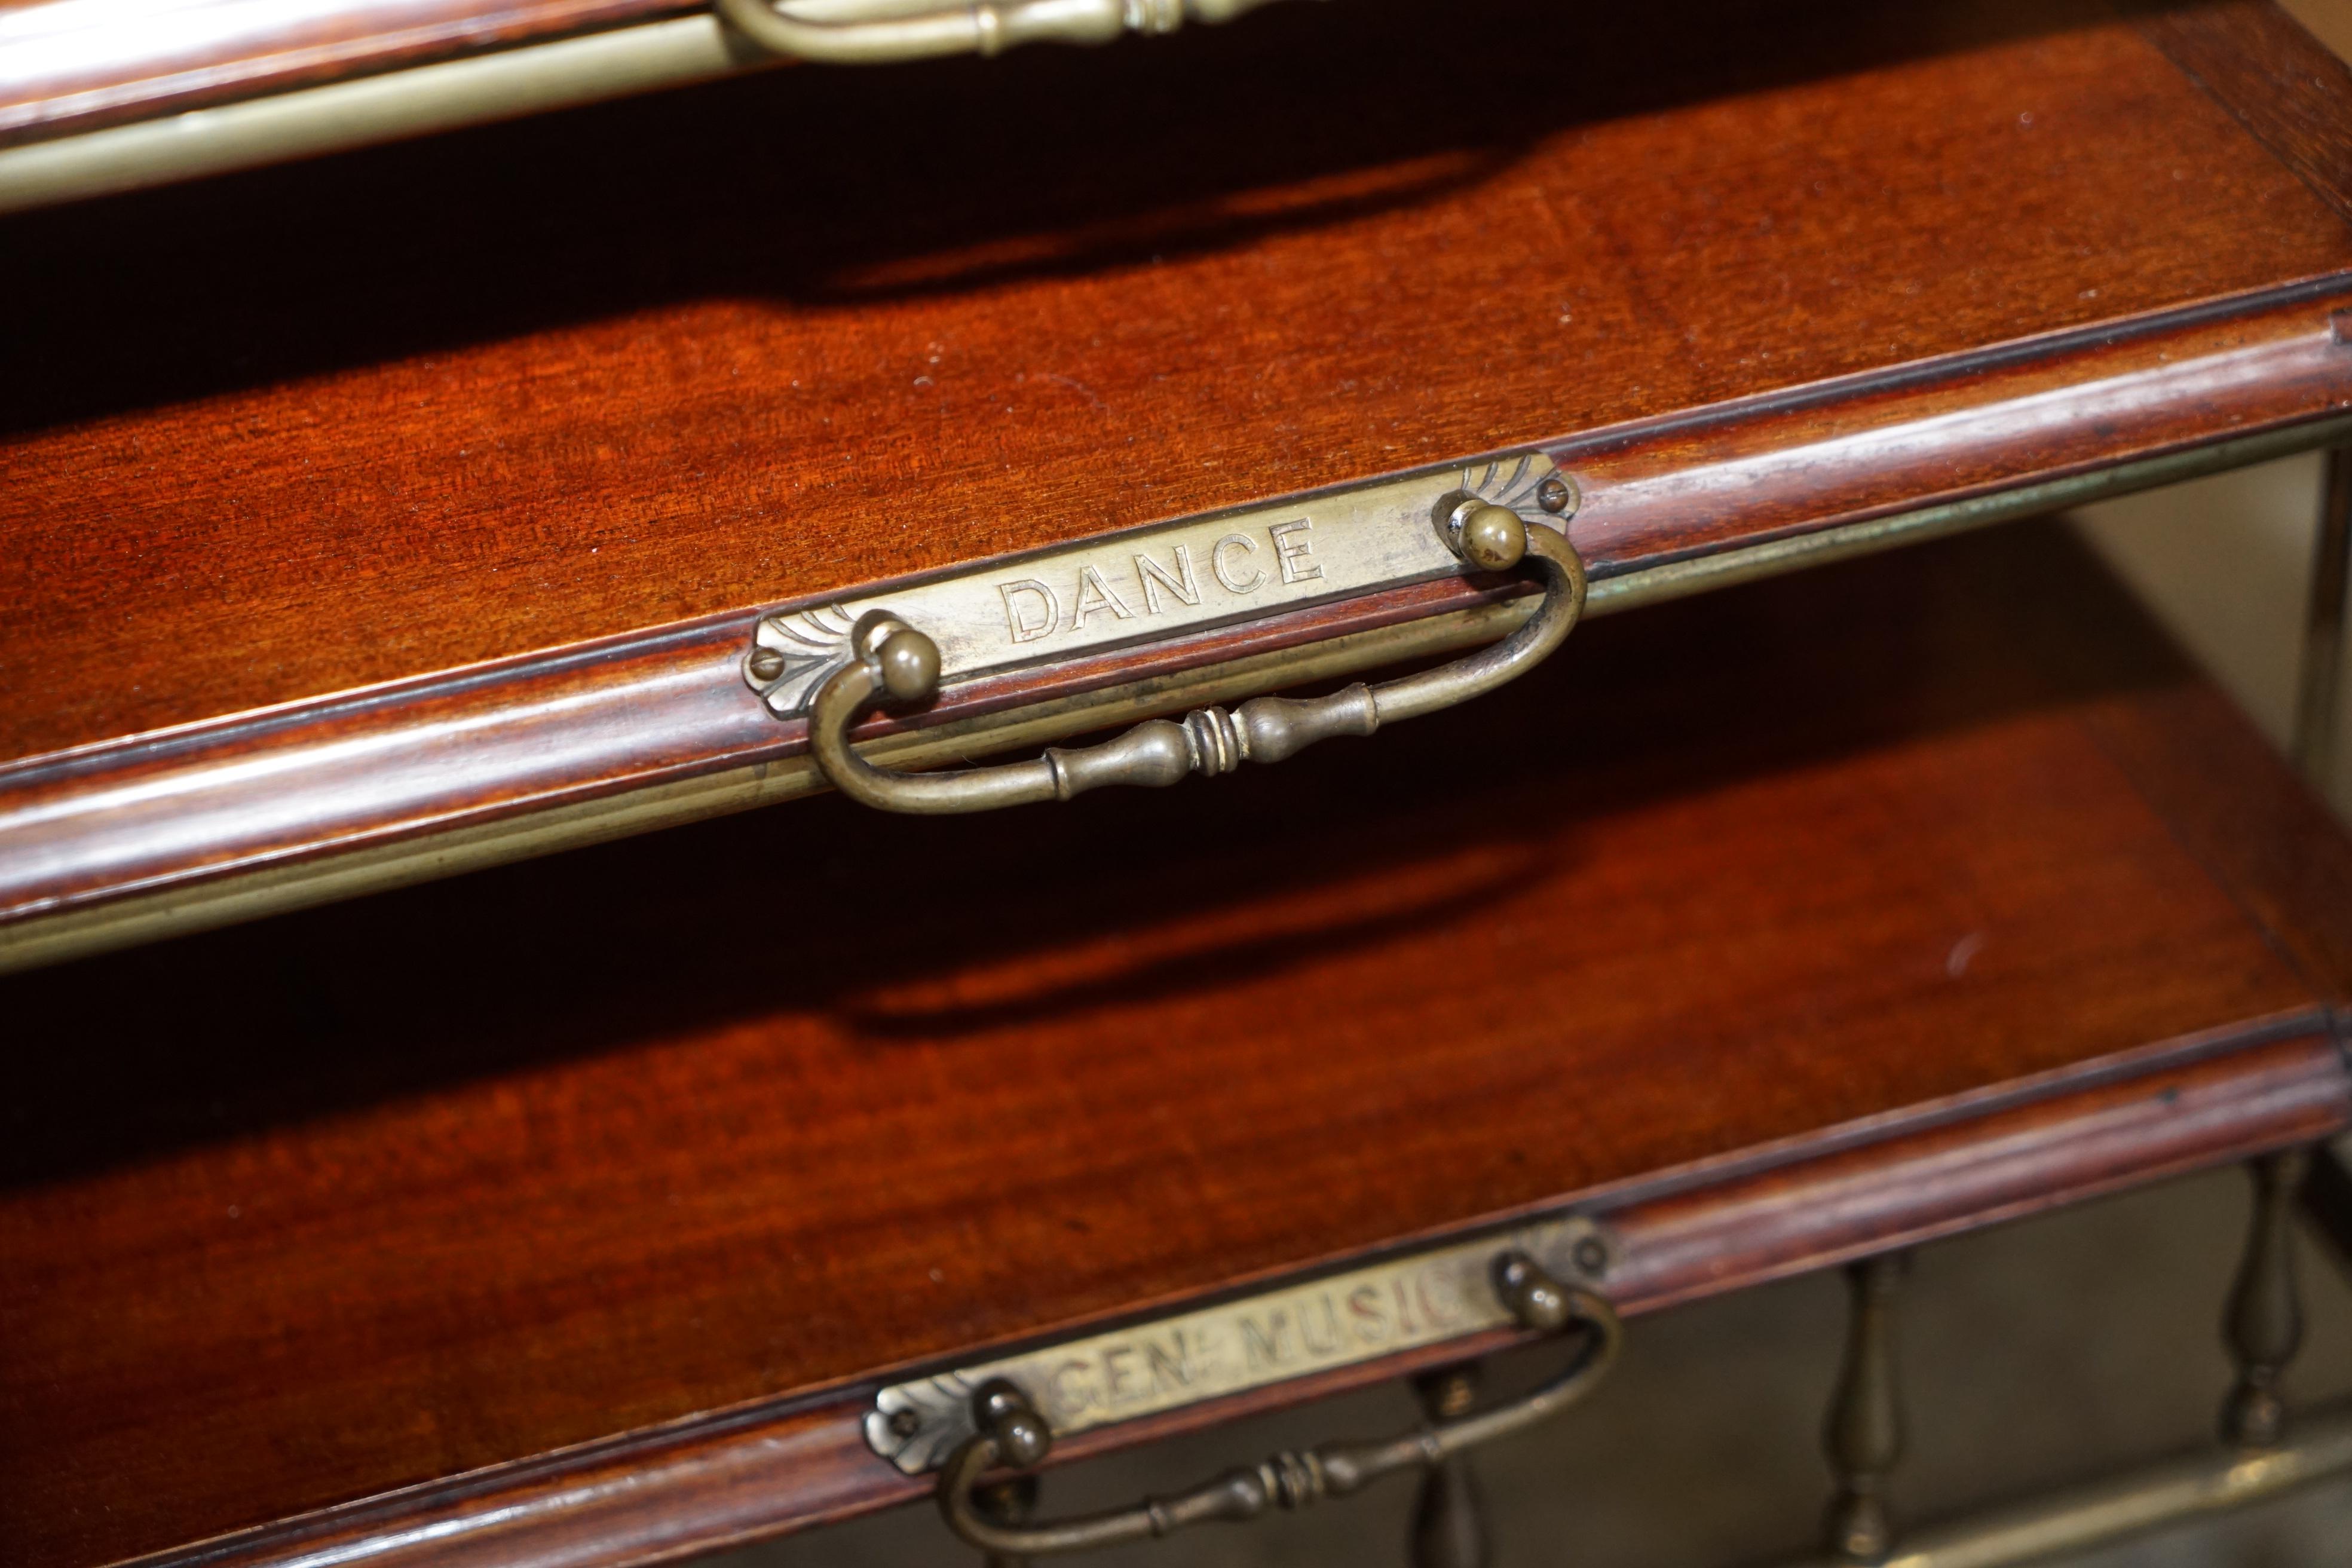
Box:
7;0;2352;950
2144;0;2352;225
7;522;2350;1568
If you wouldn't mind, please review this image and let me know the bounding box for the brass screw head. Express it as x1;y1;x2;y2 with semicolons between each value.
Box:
876;627;941;704
747;647;787;682
1457;503;1528;571
1537;474;1577;515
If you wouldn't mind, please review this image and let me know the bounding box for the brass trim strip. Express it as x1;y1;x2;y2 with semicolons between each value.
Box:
0;17;768;215
2;416;2342;975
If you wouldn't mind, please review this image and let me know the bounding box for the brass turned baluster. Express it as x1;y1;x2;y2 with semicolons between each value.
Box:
975;1475;1041;1568
1410;1364;1490;1568
2222;1147;2311;1448
1823;1254;1909;1564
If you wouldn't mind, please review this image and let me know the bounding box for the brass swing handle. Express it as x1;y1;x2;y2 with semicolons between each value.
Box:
715;0;1303;65
937;1253;1619;1557
807;500;1587;814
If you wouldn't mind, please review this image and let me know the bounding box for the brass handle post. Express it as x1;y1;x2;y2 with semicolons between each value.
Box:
934;1253;1619;1557
807;501;1587;814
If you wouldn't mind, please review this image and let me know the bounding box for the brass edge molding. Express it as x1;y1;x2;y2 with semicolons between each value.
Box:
868;1216;1616;1474
1;415;2341;975
0;17;771;215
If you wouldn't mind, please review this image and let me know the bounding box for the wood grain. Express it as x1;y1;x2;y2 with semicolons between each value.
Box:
2143;0;2352;226
7;522;2351;1568
10;0;2352;950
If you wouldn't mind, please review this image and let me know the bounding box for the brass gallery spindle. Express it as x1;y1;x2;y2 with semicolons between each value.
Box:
975;1475;1040;1568
2222;1147;2311;1448
1823;1253;1909;1563
1410;1364;1490;1568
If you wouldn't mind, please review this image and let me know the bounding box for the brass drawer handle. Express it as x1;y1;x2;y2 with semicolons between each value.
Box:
807;497;1587;814
936;1252;1618;1557
715;0;1301;65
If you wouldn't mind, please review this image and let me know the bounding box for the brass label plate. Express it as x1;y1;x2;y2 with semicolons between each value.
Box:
746;453;1571;717
863;1214;1614;1474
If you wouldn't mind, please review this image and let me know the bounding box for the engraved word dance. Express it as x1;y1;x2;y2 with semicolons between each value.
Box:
996;518;1322;645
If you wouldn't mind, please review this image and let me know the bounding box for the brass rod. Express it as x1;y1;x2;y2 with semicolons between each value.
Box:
2292;447;2352;795
1766;1401;2352;1568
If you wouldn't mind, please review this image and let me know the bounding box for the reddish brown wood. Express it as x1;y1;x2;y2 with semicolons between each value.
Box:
2142;1;2352;228
10;0;2352;943
7;523;2352;1568
0;0;708;145
2081;682;2352;1003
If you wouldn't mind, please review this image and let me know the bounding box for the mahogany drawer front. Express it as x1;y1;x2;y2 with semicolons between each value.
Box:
7;0;2352;966
5;521;2350;1568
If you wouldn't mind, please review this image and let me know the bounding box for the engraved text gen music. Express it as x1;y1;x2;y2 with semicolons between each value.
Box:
1031;1256;1479;1426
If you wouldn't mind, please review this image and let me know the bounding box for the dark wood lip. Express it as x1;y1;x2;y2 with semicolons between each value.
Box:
8;268;2350;794
112;1012;2348;1568
1550;266;2352;456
